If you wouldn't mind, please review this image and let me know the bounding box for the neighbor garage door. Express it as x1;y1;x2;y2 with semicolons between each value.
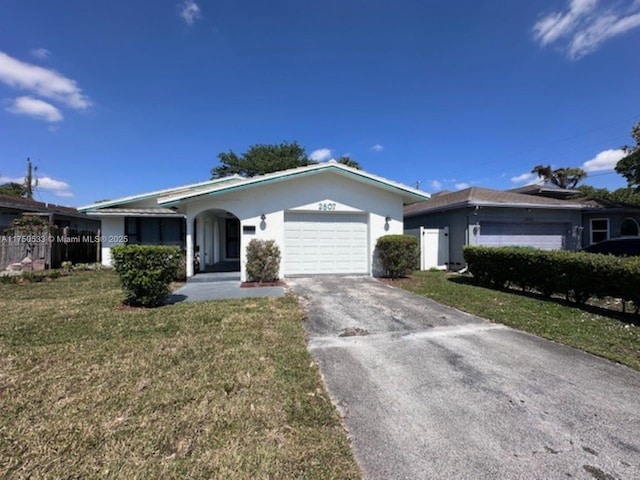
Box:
284;212;368;275
479;222;569;250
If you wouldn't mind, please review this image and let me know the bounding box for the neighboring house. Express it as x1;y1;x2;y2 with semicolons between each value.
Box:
0;194;101;269
0;194;100;234
580;199;640;246
404;187;588;269
79;161;430;281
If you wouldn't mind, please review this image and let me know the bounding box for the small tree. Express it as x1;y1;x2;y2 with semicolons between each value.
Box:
111;245;181;307
245;239;281;282
376;235;419;278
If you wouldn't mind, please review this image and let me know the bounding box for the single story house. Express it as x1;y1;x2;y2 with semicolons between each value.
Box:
79;161;430;280
404;187;589;269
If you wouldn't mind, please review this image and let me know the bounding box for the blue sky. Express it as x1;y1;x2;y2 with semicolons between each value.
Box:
0;0;638;206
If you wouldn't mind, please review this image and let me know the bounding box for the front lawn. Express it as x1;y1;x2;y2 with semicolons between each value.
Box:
397;271;640;371
0;271;360;479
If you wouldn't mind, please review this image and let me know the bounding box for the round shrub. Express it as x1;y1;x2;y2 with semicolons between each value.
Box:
111;245;181;307
246;239;281;282
376;235;419;278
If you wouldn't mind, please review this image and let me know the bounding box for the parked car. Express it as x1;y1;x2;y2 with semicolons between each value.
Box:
581;238;640;256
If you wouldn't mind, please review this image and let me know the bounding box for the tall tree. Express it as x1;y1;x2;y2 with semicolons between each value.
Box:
531;164;587;189
614;122;640;189
211;141;312;178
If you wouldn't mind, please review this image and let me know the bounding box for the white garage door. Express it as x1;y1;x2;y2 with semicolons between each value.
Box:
284;212;369;275
480;222;568;250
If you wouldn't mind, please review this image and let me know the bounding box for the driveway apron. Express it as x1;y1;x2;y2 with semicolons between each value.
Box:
290;276;640;480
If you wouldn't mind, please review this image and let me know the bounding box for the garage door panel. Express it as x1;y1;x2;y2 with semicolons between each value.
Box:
284;212;368;275
480;222;568;250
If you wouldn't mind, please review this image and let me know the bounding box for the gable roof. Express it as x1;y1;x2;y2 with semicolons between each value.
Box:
80;162;430;212
404;187;589;217
158;161;429;206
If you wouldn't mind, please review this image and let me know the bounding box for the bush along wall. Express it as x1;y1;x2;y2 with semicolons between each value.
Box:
376;234;420;278
245;239;281;283
463;246;640;308
111;245;181;307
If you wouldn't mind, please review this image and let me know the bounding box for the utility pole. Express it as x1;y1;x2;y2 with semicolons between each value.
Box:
24;158;36;200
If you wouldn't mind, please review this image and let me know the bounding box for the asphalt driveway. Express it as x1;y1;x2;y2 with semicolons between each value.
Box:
290;276;640;480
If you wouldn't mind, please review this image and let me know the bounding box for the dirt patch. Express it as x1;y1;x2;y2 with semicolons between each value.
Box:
339;327;370;337
241;280;287;288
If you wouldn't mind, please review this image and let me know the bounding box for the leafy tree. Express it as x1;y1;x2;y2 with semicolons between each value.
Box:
0;182;27;197
577;185;640;206
211;142;362;178
211;141;312;178
614;122;640;188
531;165;587;189
336;156;361;169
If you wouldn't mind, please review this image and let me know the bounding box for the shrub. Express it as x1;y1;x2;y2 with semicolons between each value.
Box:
376;235;419;278
111;245;181;307
245;239;281;282
463;246;640;306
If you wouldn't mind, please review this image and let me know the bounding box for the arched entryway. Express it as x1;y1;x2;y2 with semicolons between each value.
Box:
192;209;240;275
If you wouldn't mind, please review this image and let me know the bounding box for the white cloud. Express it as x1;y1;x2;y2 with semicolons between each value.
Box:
455;182;471;190
310;148;332;162
370;144;384;152
582;148;626;172
569;12;640;58
510;172;539;185
178;0;202;25
0;174;73;198
430;180;443;190
0;50;91;110
6;96;63;122
30;48;51;60
532;0;640;59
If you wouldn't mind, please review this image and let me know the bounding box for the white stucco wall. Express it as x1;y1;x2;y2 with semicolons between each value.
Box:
99;216;125;266
182;171;404;280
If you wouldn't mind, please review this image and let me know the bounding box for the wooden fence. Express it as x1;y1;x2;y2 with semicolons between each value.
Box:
0;228;100;271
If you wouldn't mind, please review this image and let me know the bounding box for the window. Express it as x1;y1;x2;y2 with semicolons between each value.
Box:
620;217;639;237
590;218;609;244
124;217;184;246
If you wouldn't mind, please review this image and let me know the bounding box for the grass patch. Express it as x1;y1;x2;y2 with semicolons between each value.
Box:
0;271;359;479
396;271;640;371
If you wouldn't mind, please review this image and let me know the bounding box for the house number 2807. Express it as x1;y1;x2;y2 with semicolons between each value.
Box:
318;202;336;211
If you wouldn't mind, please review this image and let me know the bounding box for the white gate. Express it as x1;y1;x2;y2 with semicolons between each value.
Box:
405;226;449;270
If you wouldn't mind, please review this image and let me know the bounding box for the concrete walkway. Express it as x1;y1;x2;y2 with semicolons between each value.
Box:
167;280;285;303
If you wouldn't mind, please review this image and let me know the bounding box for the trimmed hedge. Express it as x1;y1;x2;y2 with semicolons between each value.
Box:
463;246;640;306
111;245;181;307
376;235;420;278
245;239;281;282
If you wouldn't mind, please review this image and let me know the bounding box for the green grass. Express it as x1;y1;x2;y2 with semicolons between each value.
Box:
0;271;360;479
397;271;640;371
